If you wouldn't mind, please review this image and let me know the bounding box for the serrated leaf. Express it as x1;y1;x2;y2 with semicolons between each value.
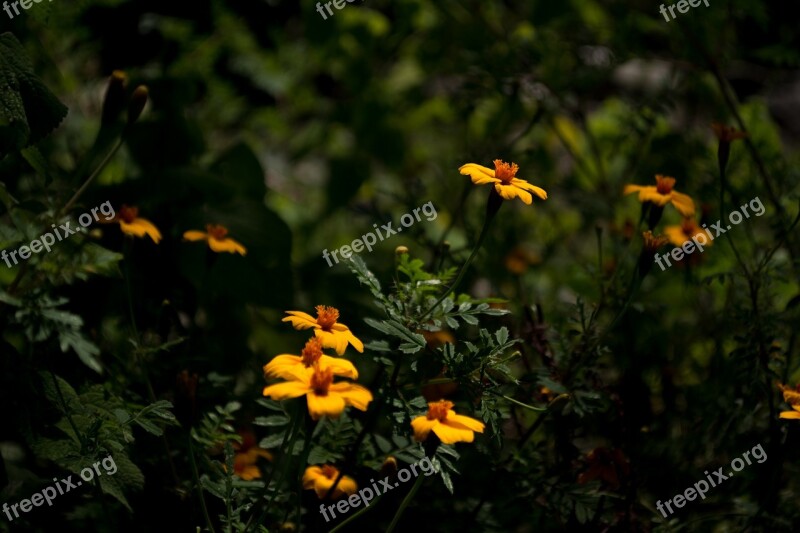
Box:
254;415;289;427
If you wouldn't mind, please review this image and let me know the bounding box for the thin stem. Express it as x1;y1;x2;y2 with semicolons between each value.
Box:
61;136;124;216
386;473;425;533
188;435;216;533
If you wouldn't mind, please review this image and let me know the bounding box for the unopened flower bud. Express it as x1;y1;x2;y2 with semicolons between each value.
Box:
395;245;409;255
101;70;128;126
127;85;149;125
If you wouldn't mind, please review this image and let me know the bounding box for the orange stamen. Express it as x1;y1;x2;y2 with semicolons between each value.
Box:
119;205;138;224
301;338;324;367
655;175;676;195
321;465;338;479
206;224;229;240
493;159;519;183
315;305;340;330
426;399;454;421
310;366;334;396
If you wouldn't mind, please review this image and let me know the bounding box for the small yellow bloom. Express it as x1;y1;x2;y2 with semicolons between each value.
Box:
459;159;547;205
262;365;373;420
779;383;800;420
623;175;695;217
664;218;712;248
282;305;364;355
410;400;485;445
115;205;162;243
183;224;246;255
263;337;358;381
302;465;357;499
233;447;273;480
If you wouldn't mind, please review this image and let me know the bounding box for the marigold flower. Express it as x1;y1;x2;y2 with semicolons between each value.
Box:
114;205;162;243
226;430;273;480
623;175;695;217
282;305;364;355
411;400;485;444
459;159;547;205
262;365;372;420
641;231;669;252
263;337;358;381
778;383;800;420
664;218;713;248
183;224;246;255
302;465;357;499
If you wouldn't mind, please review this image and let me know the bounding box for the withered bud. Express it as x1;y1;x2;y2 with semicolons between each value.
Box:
127;85;149;125
101;70;128;127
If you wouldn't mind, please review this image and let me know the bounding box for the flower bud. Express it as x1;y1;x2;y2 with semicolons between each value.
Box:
101;70;128;127
127;85;149;125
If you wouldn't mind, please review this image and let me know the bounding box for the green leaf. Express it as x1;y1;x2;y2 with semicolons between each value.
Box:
254;415;289;427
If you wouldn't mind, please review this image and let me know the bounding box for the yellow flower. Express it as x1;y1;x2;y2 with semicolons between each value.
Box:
664;218;712;248
623;175;695;217
282;305;364;355
263;337;358;381
183;224;246;255
459;159;547;205
233;447;273;480
262;365;373;420
302;465;357;499
410;400;485;444
779;383;800;420
115;205;162;243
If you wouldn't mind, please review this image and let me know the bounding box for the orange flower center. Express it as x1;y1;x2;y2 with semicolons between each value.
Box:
426;400;454;421
655;175;675;195
301;337;324;367
315;305;340;330
642;231;667;251
206;224;229;240
321;465;338;479
310;366;334;396
119;205;138;224
493;159;519;183
681;219;697;236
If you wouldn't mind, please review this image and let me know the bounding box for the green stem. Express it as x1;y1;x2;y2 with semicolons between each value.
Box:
61;136;125;216
386;473;425;533
328;493;384;533
188;435;216;533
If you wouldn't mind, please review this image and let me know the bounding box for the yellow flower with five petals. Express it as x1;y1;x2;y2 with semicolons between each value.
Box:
283;305;364;355
302;465;357;499
263;337;358;381
410;399;485;445
183;224;246;255
459;159;547;205
623;175;695;217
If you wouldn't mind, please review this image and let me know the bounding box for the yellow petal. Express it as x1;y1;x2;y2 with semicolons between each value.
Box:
319;355;359;380
209;236;247;255
432;422;475;444
446;412;485;432
336;476;358;497
262;380;309;400
410;416;438;442
120;218;163;243
263;355;308;381
670;192;696;217
316;329;349;355
495;183;533;205
329;383;373;411
779;411;800;419
307;391;347;420
282;311;320;330
183;230;208;241
332;323;364;353
511;178;548;200
237;465;262;480
638;188;670;206
663;225;689;247
458;163;499;185
303;466;324;489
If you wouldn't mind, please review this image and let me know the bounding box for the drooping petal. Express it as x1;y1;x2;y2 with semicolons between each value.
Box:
307;391;347;420
432;422;476;444
446;411;486;432
209;236;247;255
638;188;671;206
315;329;349;355
511;178;548;200
183;230;208;241
120;218;163;243
779;410;800;419
329;383;373;411
302;466;324;489
458;163;500;185
263;355;307;380
332;323;364;353
663;226;690;247
495;183;533;205
622;184;645;196
319;355;359;380
262;380;309;400
335;475;358;497
410;416;438;442
670;192;696;217
282;311;320;330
